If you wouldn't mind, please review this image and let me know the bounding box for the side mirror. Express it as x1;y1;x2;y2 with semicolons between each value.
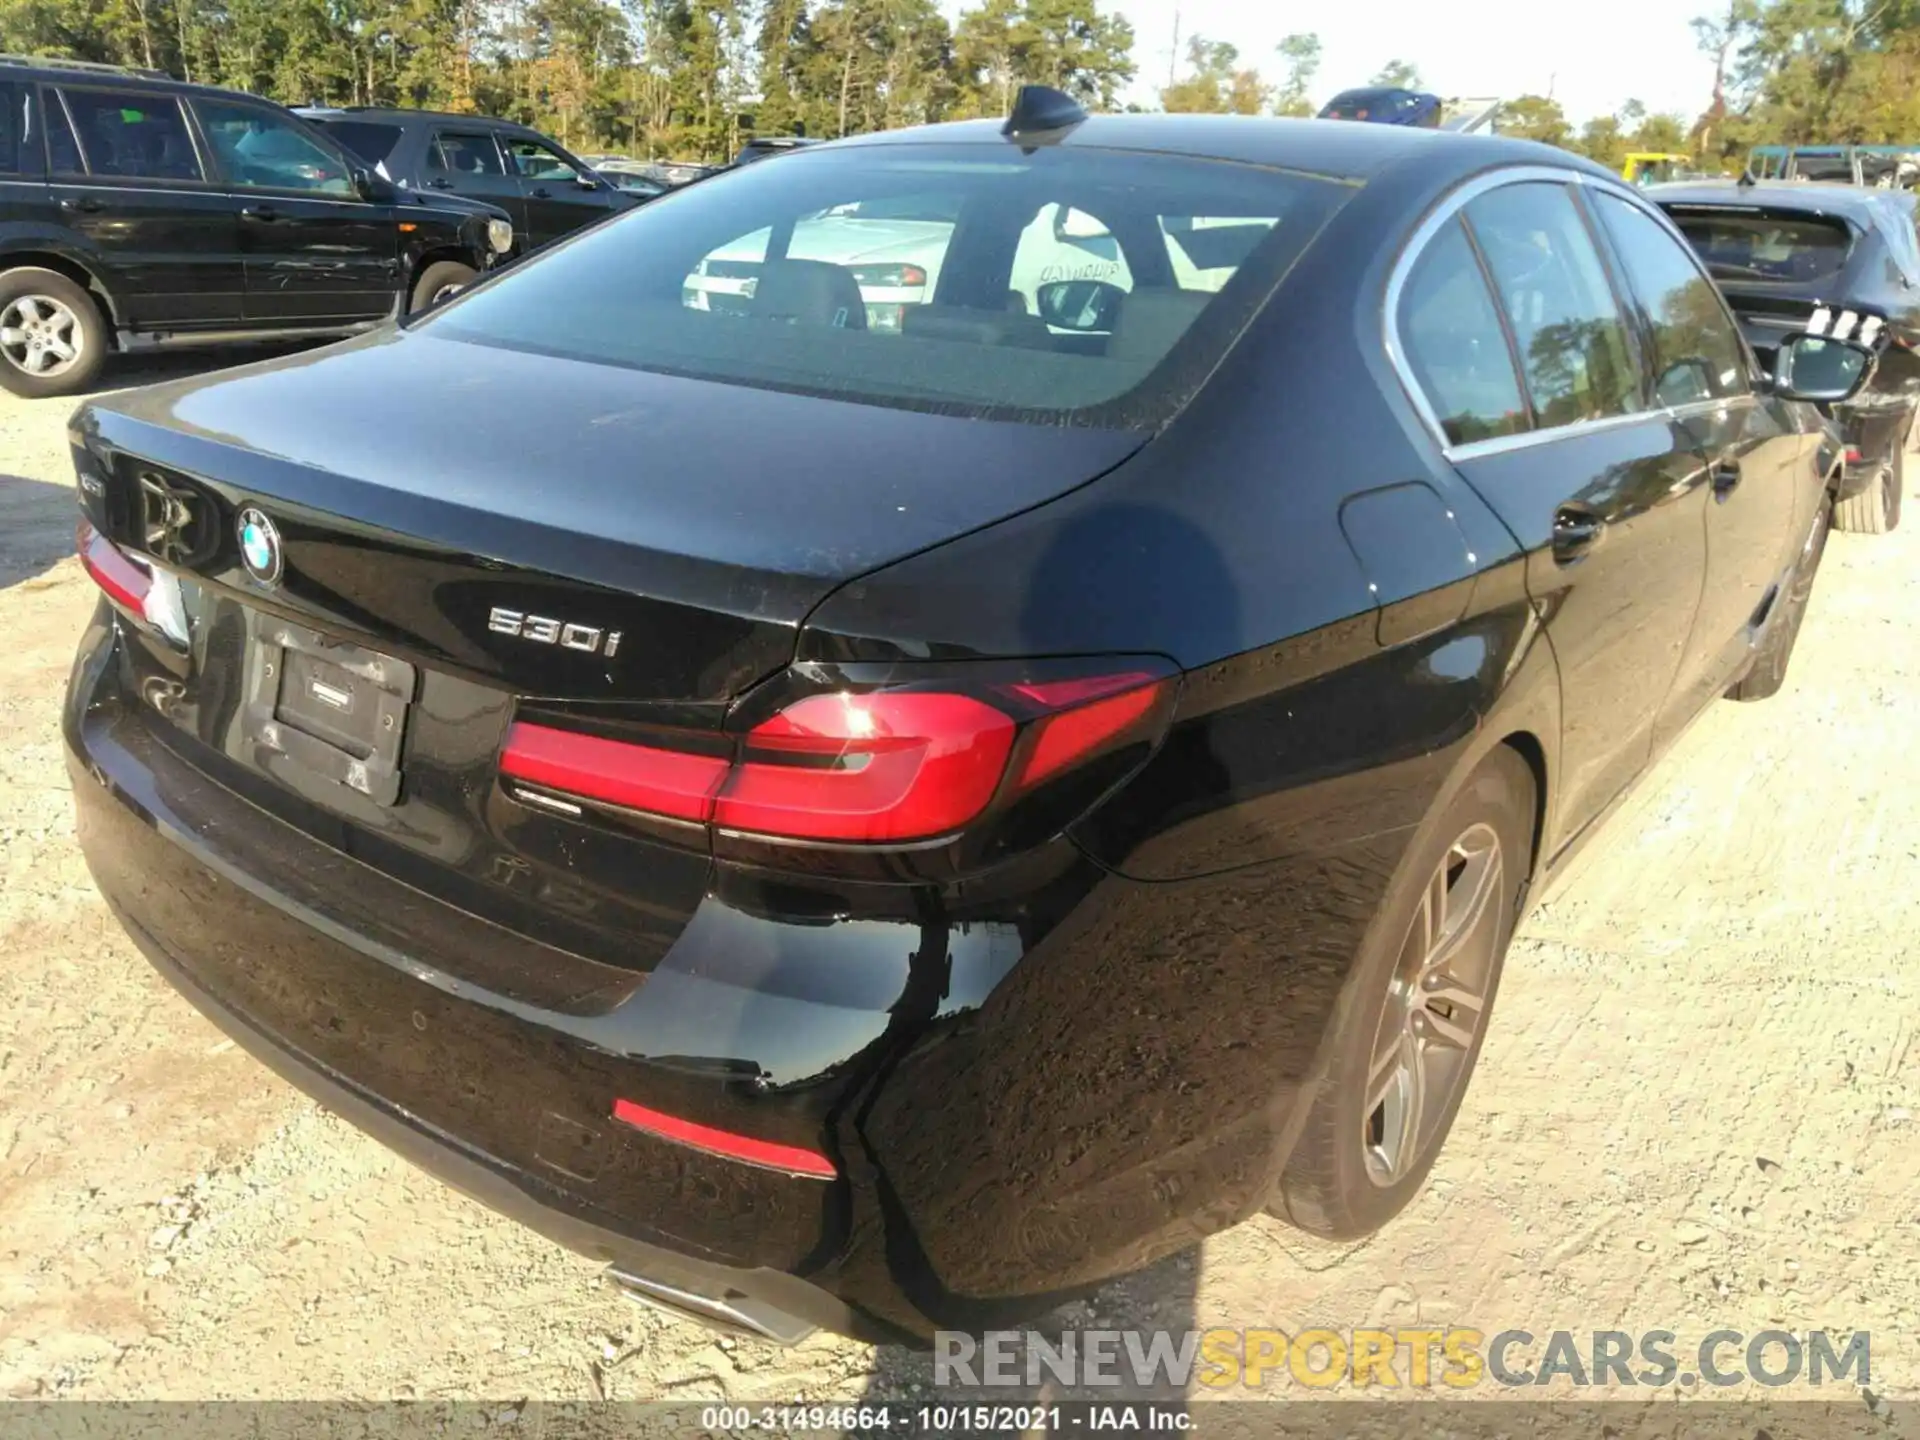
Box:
354;167;396;204
576;172;602;190
1773;331;1876;403
1035;279;1125;333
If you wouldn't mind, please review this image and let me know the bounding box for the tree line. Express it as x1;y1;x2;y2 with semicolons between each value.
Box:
0;0;1134;160
0;0;1912;166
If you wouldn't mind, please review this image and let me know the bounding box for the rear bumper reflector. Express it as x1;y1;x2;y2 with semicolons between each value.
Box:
611;1098;837;1179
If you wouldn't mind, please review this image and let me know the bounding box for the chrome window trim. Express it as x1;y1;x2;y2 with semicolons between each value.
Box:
1384;164;1752;462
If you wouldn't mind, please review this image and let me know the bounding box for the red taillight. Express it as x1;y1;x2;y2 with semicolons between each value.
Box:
611;1098;836;1179
499;722;727;821
500;667;1174;849
1013;681;1162;789
77;520;152;616
1845;446;1863;464
714;692;1015;842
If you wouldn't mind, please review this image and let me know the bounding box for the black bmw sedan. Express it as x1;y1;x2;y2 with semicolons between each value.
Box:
64;93;1867;1345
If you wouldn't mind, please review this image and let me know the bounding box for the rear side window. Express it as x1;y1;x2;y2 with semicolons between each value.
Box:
319;120;404;167
426;143;1350;429
58;87;202;181
1465;183;1640;430
1396;219;1528;446
1593;194;1749;406
0;83;20;174
1668;208;1854;283
431;131;503;176
1873;200;1920;286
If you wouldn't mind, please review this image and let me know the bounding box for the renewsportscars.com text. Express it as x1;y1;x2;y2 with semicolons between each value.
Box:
933;1328;1871;1391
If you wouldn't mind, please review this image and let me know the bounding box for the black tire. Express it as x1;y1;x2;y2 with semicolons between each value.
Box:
1274;745;1534;1240
410;260;477;315
0;266;109;399
1833;443;1901;534
1728;498;1830;703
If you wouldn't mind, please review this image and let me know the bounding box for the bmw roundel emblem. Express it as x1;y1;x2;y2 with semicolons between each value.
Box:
236;506;283;586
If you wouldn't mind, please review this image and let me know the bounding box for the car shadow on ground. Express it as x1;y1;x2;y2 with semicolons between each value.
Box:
851;1250;1201;1432
75;342;317;399
0;472;80;592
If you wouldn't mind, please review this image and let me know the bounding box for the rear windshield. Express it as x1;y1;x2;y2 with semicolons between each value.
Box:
313;119;404;166
1667;208;1855;283
423;142;1350;428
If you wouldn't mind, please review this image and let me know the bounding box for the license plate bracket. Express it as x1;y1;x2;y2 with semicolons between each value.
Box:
242;620;415;807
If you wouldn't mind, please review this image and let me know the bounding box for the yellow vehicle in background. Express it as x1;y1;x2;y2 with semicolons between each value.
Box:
1623;152;1691;185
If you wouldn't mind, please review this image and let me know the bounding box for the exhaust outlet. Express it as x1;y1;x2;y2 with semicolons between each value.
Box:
604;1265;817;1346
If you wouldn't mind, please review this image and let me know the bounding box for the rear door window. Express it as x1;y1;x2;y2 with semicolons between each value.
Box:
1396;218;1529;446
1464;182;1641;429
1667;208;1856;283
1593;193;1750;406
57;87;202;181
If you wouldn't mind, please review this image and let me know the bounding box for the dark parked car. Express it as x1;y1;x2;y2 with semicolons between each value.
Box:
295;106;645;252
732;135;818;165
65;92;1868;1344
0;56;512;398
1653;180;1920;533
1319;86;1445;127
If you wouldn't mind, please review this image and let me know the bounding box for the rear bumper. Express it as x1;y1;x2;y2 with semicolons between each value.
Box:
106;887;848;1345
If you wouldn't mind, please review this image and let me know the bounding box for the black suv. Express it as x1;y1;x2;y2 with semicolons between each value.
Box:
0;56;513;398
295;107;644;252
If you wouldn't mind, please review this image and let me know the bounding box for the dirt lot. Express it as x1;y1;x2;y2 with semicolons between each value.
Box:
1;355;1916;1407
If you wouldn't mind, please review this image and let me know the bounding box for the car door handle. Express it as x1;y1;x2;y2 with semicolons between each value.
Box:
428;177;453;190
1711;458;1742;496
531;187;552;199
58;197;104;214
240;204;279;222
1551;506;1606;564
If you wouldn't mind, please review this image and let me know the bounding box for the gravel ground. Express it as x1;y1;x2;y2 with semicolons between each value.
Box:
1;353;1915;1408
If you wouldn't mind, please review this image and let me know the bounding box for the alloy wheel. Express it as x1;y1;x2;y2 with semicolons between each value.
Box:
0;294;84;378
1362;822;1504;1187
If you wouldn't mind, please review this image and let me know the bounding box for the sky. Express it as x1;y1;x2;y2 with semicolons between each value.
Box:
1015;0;1720;126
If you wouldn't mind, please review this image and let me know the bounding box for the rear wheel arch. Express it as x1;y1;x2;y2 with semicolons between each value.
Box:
0;248;121;336
1496;730;1549;885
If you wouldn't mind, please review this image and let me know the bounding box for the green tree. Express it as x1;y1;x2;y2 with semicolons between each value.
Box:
952;0;1132;116
1371;57;1421;88
1160;34;1270;114
1273;31;1319;116
1499;92;1572;147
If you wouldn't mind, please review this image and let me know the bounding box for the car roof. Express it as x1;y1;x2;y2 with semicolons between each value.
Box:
806;114;1609;185
1648;180;1907;225
0;55;295;106
296;106;544;135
